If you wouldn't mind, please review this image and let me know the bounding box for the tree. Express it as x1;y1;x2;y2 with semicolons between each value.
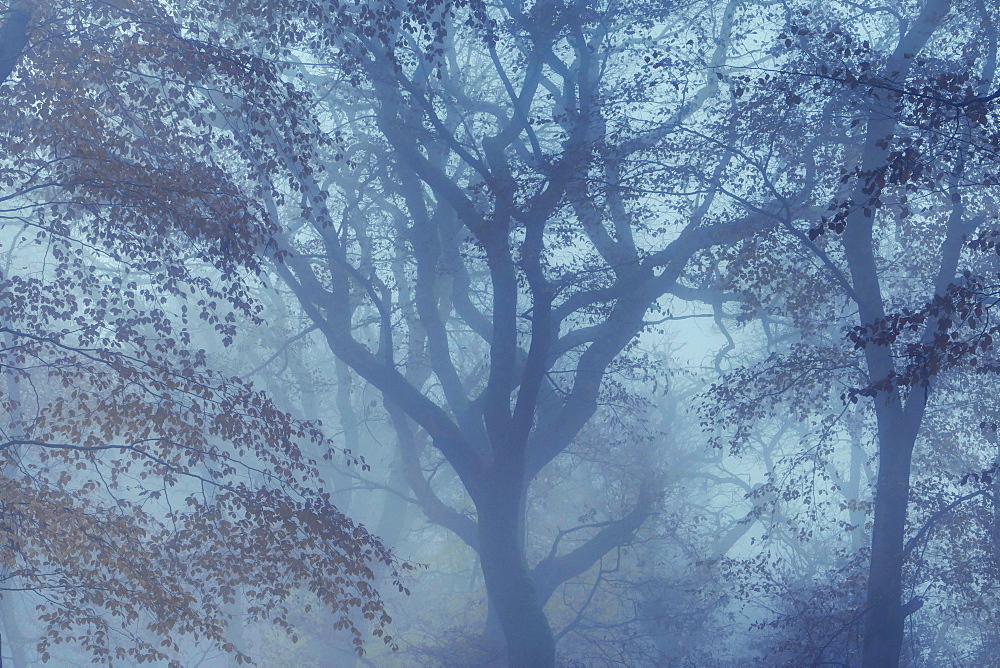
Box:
0;1;402;663
192;0;768;663
701;0;1000;663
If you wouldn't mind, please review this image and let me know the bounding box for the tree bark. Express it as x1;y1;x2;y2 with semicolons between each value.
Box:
861;423;916;667
475;473;556;667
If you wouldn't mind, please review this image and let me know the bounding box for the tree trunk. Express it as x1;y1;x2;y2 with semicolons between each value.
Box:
846;418;869;553
841;3;950;664
861;428;914;667
0;595;27;668
475;480;555;667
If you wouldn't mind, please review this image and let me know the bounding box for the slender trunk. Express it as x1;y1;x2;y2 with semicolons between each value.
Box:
0;596;26;668
842;3;950;665
1;337;27;668
224;594;246;668
993;442;1000;576
846;419;868;553
475;478;555;667
374;453;410;546
332;358;359;512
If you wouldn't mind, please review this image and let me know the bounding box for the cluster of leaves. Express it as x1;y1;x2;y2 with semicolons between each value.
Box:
700;343;861;454
0;256;404;663
844;267;1000;401
204;0;494;77
0;0;417;663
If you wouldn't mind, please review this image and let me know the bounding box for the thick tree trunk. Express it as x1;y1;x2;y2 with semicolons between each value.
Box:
861;429;914;667
475;481;555;667
482;600;506;657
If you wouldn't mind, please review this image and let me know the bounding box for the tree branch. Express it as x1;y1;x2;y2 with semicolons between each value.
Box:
531;490;655;604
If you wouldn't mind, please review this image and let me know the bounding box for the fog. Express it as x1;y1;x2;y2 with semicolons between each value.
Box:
0;0;998;665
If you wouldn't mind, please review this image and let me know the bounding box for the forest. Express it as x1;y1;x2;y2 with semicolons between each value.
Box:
0;0;998;665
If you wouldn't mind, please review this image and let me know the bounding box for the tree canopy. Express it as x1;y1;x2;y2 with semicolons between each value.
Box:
0;1;402;664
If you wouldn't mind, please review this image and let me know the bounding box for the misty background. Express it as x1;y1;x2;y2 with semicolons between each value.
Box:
0;0;998;666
